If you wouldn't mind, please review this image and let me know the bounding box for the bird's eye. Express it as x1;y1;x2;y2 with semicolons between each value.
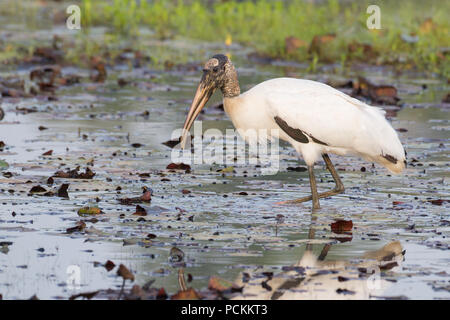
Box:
213;67;219;73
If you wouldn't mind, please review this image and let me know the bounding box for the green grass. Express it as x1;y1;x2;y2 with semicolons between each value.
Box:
78;0;449;77
1;0;449;77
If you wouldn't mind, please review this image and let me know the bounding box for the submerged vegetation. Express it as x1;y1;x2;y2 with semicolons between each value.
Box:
0;0;448;76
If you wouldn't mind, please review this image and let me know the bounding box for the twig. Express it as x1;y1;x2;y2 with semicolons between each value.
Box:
117;278;125;300
178;268;187;291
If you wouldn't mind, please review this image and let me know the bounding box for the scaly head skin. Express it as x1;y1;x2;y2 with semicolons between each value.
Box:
180;54;240;148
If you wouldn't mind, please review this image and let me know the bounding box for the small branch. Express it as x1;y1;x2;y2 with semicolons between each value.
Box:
117;279;125;300
178;268;187;291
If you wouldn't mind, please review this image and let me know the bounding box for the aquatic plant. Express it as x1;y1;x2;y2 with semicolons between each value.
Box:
75;0;449;76
0;0;448;76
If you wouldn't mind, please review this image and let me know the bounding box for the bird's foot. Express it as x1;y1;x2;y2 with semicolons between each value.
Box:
274;188;344;206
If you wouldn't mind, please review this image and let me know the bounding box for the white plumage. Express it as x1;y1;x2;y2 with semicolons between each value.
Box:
181;55;406;209
224;78;406;174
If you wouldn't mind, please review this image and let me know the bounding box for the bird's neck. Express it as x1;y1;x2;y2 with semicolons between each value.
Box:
220;63;240;98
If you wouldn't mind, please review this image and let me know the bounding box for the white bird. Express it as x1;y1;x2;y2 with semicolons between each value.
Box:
181;54;406;209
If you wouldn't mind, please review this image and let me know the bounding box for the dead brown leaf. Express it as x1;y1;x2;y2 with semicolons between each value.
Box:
66;221;86;234
57;183;69;198
331;220;353;234
119;186;152;205
208;276;235;292
69;291;99;300
171;288;201;300
29;185;47;194
42;150;53;156
53;167;95;179
167;163;191;172
132;205;147;216
104;260;115;272
117;264;134;281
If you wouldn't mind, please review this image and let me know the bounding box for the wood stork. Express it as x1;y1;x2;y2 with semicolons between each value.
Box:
180;54;406;209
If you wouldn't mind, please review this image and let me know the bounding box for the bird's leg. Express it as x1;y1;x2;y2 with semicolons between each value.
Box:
305;212;318;252
276;154;345;205
317;243;332;261
322;153;344;193
308;165;320;210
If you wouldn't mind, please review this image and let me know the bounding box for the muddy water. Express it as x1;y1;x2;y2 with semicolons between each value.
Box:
0;35;449;299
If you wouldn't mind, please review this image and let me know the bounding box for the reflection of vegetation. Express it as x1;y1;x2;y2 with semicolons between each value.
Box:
0;0;448;76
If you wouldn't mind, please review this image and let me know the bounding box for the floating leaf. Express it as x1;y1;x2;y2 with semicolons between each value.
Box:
42;150;53;156
287;166;307;172
218;166;234;173
0;160;9;171
336;288;356;295
54;167;95;179
171;288;201;300
119;186;152;205
208;276;234;292
57;183;69;198
167;163;191;171
117;264;134;281
132;205;147;216
140;187;152;202
69;291;99;300
104;260;115;272
428;199;449;206
162;136;194;149
66;221;86;234
156;288;168;300
29;185;47;194
77;206;102;216
331;220;353;234
131;143;143;148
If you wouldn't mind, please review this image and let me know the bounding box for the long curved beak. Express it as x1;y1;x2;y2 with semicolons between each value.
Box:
180;80;215;149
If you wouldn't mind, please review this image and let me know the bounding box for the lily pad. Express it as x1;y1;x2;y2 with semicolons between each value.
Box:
0;160;9;171
208;276;236;292
77;206;102;216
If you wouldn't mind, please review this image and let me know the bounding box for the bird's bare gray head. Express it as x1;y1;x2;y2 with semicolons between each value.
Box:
201;54;240;98
180;54;240;148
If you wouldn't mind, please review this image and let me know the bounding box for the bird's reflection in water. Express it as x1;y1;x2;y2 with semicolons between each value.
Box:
233;211;405;300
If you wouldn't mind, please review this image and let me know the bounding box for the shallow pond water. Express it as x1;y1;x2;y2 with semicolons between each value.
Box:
0;29;449;300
